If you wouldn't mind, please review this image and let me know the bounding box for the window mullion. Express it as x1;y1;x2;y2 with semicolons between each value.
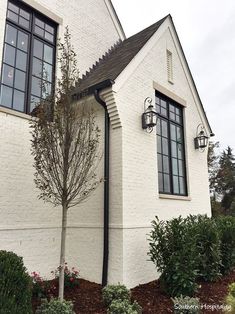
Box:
167;102;174;194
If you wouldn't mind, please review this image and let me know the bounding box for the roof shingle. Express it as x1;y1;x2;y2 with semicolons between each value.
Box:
77;15;169;92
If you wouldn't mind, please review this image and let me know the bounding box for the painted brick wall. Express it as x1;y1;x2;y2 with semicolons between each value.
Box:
0;0;122;75
114;22;211;287
0;0;123;283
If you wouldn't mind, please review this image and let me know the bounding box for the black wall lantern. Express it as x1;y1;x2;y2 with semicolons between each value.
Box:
194;124;209;151
142;97;158;133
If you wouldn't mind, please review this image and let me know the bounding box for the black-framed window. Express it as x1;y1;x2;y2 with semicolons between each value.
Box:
0;0;57;114
156;92;187;196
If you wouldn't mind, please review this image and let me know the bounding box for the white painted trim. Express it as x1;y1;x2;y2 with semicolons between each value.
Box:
159;194;192;201
153;81;187;107
23;0;63;24
0;106;31;120
103;0;126;40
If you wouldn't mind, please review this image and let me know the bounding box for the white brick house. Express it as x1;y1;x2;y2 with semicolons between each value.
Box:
0;0;213;288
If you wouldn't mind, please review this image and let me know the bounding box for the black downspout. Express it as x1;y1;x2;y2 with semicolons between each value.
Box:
94;89;110;287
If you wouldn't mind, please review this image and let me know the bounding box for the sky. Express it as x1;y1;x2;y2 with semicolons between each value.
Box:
112;0;235;151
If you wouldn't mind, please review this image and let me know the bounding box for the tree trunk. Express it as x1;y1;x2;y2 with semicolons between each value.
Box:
59;203;68;301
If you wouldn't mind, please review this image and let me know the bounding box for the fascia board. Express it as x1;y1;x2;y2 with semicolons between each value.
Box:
104;0;126;41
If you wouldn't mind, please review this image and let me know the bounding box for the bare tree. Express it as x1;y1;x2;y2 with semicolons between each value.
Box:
30;27;101;300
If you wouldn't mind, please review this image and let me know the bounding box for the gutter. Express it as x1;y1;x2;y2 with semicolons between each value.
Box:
72;79;114;286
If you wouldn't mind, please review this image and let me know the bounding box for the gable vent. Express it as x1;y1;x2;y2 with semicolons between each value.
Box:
166;50;173;83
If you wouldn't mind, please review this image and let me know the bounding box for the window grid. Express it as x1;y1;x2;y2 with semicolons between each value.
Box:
156;92;187;196
0;0;57;114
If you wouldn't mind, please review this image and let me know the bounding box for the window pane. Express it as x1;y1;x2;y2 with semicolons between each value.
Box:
14;70;26;91
177;144;183;159
5;24;17;47
170;111;175;121
161;120;168;138
178;160;184;176
157;135;162;153
45;32;53;43
16;50;27;71
4;44;16;66
156;119;161;135
33;39;43;59
30;95;41;112
45;24;54;34
160;107;167;117
176;126;182;142
43;44;53;64
158;173;163;192
162;137;169;155
160;99;167;108
173;176;179;194
43;62;52;82
163;156;169;174
31;76;41;97
175;115;181;124
35;26;44;37
169;104;175;113
13;90;24;111
2;64;14;87
43;45;53;64
171;141;177;158
172;158;178;175
164;174;171;193
17;31;28;52
157;154;162;172
156;104;160;113
7;10;18;23
33;58;42;78
170;124;176;140
35;18;44;28
8;2;19;13
20;9;30;20
179;177;186;195
42;82;51;98
0;85;13;107
175;107;180;115
19;17;30;29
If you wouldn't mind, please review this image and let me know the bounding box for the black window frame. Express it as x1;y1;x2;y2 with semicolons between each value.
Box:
156;91;188;196
0;0;57;114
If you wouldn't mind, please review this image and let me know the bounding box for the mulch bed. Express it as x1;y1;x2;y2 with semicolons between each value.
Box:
32;269;235;313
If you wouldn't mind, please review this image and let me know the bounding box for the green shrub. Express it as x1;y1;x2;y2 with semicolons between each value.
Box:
36;298;74;314
225;283;235;314
0;250;32;314
215;216;235;274
102;284;130;306
108;299;142;314
148;216;198;297
188;215;221;281
172;295;200;314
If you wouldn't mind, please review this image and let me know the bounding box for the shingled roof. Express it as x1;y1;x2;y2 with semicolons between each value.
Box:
76;15;169;93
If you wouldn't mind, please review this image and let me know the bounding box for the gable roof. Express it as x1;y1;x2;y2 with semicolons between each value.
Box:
76;15;169;92
73;14;213;136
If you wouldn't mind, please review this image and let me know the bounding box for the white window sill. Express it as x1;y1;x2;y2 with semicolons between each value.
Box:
159;194;191;201
0;106;31;120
